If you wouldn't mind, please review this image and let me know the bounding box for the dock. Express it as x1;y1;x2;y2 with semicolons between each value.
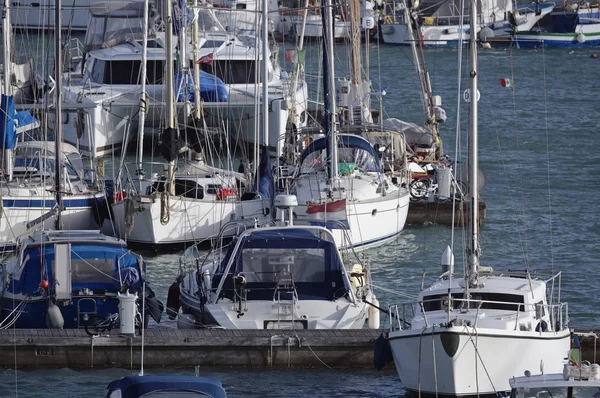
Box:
407;200;487;227
0;328;383;369
0;328;595;369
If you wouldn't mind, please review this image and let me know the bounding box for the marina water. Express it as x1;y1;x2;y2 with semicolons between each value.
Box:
1;39;599;396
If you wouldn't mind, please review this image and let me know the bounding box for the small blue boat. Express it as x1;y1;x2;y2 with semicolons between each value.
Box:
0;230;163;329
106;375;227;398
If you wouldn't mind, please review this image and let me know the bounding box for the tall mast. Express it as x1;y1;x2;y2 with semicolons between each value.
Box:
54;0;63;230
2;0;13;182
192;0;201;120
165;0;176;195
261;0;268;148
322;0;338;184
467;0;479;287
136;0;149;185
349;0;361;87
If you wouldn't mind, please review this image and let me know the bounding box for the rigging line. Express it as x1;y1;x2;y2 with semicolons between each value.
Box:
508;46;530;271
541;43;554;276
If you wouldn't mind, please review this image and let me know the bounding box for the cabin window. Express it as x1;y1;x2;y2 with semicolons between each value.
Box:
68;258;115;284
174;179;204;199
422;293;526;312
205;184;222;195
200;60;259;84
240;248;326;284
91;59;165;84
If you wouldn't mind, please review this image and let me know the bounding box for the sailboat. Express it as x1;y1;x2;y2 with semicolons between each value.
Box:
0;0;107;251
386;1;571;395
110;0;275;248
0;0;162;330
289;0;410;251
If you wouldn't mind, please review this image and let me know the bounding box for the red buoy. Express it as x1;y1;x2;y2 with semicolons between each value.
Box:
591;53;597;59
39;280;49;289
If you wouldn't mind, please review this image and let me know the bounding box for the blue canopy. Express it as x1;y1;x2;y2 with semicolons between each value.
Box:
175;71;228;103
299;134;381;173
0;95;16;150
106;375;227;398
11;243;143;296
213;228;348;301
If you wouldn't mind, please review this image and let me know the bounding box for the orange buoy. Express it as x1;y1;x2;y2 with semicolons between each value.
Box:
591;53;597;59
39;279;49;289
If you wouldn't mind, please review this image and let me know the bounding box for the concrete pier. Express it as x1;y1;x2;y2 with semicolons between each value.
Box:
0;328;382;369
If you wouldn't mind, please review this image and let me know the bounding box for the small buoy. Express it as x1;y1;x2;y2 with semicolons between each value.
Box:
39;279;48;289
368;295;380;329
499;78;512;88
46;302;65;329
591;53;597;58
577;33;586;43
481;42;492;49
177;313;197;329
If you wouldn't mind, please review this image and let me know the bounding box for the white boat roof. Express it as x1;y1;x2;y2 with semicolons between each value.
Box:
18;140;81;156
421;272;549;299
510;373;600;389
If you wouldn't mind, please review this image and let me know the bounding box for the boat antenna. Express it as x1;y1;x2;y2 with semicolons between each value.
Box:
467;0;480;288
54;0;63;230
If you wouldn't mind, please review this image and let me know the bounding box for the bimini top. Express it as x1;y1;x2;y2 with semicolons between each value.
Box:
299;134;380;174
213;227;349;301
106;375;227;398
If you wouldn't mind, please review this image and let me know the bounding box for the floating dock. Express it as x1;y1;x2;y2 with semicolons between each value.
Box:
0;328;595;369
407;200;487;227
0;328;383;369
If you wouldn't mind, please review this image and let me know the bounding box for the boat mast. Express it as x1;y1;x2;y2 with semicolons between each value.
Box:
192;0;201;120
54;0;63;230
261;0;269;148
165;0;176;195
403;0;441;154
2;0;13;181
136;0;150;186
467;0;479;288
322;0;338;185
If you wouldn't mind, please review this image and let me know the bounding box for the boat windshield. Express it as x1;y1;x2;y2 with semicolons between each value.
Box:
300;146;379;174
241;248;326;284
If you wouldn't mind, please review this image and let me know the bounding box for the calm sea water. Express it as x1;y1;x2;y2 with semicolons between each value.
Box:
1;37;599;396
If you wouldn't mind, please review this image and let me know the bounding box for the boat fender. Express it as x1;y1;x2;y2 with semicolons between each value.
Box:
177;312;197;329
577;33;586;43
144;286;164;324
373;332;393;370
349;264;365;289
368;296;380;329
535;320;548;332
46;302;64;329
166;279;181;320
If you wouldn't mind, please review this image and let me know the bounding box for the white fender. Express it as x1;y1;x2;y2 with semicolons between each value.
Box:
368;296;380;329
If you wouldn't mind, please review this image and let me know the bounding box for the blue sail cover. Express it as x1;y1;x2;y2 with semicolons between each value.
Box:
9;243;143;295
0;95;16;149
106;375;227;398
213;228;348;301
174;71;228;103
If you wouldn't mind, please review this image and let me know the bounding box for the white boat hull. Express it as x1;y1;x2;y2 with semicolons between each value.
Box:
112;195;270;246
389;326;571;395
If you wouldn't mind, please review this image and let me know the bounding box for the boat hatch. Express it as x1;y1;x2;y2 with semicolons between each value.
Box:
53;243;72;302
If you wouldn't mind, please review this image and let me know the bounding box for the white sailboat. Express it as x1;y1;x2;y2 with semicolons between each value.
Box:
289;0;410;252
111;0;276;247
0;0;106;251
386;2;571;395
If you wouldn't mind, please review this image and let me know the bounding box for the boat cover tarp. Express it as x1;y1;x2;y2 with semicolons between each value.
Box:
0;95;16;149
12;243;143;295
106;375;227;398
251;144;274;201
175;71;228;103
299;134;381;173
15;110;39;134
213;228;348;301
